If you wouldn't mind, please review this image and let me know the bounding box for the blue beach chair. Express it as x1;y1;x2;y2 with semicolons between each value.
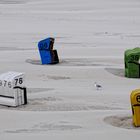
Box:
38;38;59;64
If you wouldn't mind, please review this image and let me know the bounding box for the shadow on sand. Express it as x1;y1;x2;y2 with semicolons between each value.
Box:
105;68;125;77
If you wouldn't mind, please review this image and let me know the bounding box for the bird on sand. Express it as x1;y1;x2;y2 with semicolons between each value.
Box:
94;82;102;90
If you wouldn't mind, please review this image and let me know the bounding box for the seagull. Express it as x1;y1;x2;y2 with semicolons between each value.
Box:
94;82;102;90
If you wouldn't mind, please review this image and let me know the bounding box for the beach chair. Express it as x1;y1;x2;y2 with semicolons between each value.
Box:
0;71;27;107
125;47;140;78
38;37;59;64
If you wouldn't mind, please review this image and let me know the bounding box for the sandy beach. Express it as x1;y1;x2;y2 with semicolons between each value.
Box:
0;0;140;139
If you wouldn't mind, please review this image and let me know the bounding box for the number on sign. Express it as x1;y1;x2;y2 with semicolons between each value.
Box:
0;80;12;88
8;82;12;88
19;78;23;84
0;80;2;86
4;80;7;87
15;79;18;86
15;78;23;86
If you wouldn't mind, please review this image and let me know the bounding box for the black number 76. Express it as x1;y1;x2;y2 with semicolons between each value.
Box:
15;78;23;85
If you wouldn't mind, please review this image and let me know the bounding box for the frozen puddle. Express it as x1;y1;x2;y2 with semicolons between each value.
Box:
104;115;140;130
